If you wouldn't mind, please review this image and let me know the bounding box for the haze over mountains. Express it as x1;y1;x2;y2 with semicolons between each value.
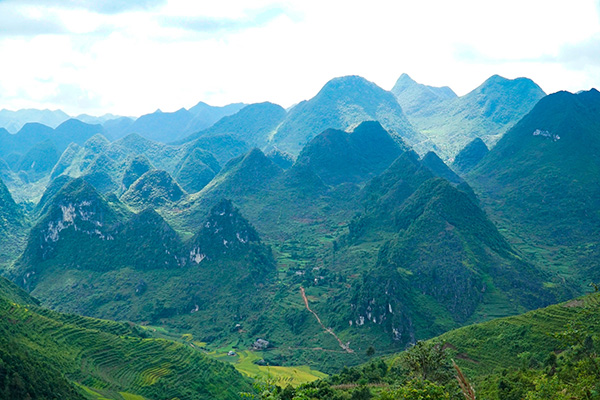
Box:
0;73;544;164
0;72;598;399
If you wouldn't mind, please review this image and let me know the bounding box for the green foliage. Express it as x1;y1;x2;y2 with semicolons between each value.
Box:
420;152;462;185
16;139;60;182
379;380;452;400
0;340;86;400
12;181;277;362
347;175;564;347
0;276;252;400
0;176;27;269
400;342;453;385
173;148;219;193
3;86;591;383
198;148;283;201
122;155;153;190
121;169;185;208
190;199;264;261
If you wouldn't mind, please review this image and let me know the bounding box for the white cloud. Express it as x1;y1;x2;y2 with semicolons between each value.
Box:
0;0;598;116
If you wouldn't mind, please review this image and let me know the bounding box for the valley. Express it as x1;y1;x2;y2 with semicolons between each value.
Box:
0;73;598;399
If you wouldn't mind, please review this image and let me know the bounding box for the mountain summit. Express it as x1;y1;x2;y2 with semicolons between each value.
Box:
270;75;429;155
393;74;545;158
391;73;457;115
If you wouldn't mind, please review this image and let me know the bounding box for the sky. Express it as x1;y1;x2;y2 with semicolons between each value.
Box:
0;0;599;117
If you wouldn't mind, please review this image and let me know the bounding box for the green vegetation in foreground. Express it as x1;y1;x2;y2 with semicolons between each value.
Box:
0;276;252;400
243;291;600;399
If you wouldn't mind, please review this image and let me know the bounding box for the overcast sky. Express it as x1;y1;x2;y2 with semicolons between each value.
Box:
0;0;599;116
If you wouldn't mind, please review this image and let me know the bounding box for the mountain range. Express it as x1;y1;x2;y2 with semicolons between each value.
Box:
0;72;598;399
468;88;600;286
393;73;546;159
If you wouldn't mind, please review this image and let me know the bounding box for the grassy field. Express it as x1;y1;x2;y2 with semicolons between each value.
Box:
210;349;328;387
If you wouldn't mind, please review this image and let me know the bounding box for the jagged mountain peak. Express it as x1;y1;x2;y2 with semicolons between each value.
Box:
470;88;600;250
201;148;282;196
421;151;463;185
173;148;219;194
295;122;404;185
16;177;122;276
122;155;154;190
189;199;261;262
270;74;426;155
391;73;458;116
350;120;408;154
121;169;185;208
83;133;110;152
468;74;546;101
452;137;489;174
223;147;283;177
35;175;74;216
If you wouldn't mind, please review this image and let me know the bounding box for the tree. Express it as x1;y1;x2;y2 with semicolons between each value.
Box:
380;379;451;400
366;346;375;357
401;341;453;385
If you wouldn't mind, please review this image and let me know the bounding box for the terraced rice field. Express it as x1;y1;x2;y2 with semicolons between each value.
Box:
0;297;251;400
211;349;328;387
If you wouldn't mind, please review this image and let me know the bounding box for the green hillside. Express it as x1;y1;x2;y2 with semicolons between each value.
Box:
0;275;252;400
180;102;286;148
452;137;489;174
421;151;463;184
337;176;568;350
16;139;60;182
121;169;185;209
294;121;405;185
173;148;220;193
11;180;281;366
121;155;153;191
469;89;600;286
40;131;247;206
397;74;545;159
270;75;429;155
3;79;595;390
273;291;600;400
0;177;27;271
391;73;457;115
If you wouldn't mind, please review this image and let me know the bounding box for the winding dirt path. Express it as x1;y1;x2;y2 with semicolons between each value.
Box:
300;287;354;353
